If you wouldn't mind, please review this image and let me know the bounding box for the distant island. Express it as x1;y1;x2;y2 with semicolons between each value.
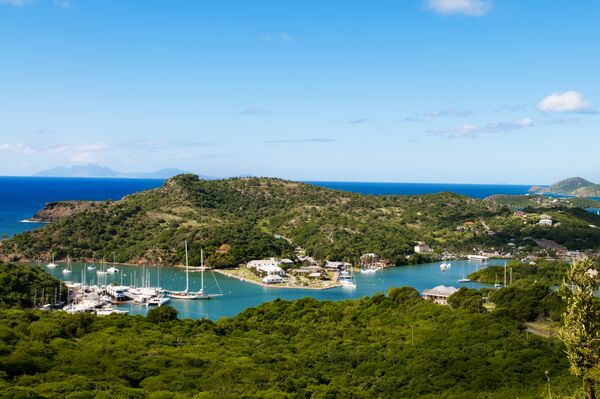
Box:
33;163;192;179
530;177;600;197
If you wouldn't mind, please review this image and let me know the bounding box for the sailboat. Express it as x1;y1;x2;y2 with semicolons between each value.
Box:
47;253;58;268
458;265;471;283
62;257;72;275
87;257;96;271
169;241;200;300
96;259;108;276
494;274;502;288
106;254;119;274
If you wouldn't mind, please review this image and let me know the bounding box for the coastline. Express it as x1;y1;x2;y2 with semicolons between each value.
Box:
214;269;342;290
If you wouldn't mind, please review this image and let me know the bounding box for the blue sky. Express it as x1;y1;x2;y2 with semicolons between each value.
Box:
0;0;599;184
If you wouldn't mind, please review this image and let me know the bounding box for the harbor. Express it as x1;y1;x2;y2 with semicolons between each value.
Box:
38;258;505;320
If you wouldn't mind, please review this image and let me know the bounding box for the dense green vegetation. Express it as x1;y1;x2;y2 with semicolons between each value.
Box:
488;282;565;322
486;194;600;209
468;259;570;286
3;175;600;267
0;264;582;398
0;262;66;309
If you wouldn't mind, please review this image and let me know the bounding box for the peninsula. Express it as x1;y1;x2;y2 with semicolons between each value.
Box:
2;174;600;270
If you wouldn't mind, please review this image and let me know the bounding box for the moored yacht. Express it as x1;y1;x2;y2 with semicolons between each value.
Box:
47;253;58;268
338;267;356;288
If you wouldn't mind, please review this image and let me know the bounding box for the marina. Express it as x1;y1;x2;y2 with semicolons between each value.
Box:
38;258;504;320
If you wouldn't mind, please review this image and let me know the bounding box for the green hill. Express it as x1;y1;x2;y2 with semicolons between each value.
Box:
548;177;595;193
3;174;600;266
530;177;600;197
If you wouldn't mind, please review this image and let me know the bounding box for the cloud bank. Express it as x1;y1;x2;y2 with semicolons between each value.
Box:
425;0;493;17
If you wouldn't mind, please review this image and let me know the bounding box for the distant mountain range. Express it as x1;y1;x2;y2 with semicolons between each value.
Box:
33;163;194;179
529;177;600;197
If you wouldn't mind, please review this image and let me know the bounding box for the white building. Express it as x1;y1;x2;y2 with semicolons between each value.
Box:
263;275;283;284
539;218;553;226
414;243;433;253
421;285;459;305
325;261;352;270
247;259;286;276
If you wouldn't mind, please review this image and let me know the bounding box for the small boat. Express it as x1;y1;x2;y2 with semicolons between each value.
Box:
87;264;96;271
95;306;129;316
440;262;451;272
106;254;119;274
62;257;72;275
96;259;108;275
338;267;356;288
47;253;58;268
146;295;171;306
494;274;502;288
106;266;119;274
360;268;376;274
458;265;470;283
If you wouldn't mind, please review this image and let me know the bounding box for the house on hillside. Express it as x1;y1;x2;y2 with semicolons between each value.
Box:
360;253;379;264
414;242;432;253
539;215;553;226
421;285;459;305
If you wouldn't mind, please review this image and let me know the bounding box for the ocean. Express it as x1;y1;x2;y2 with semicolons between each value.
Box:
0;177;164;237
0;176;531;237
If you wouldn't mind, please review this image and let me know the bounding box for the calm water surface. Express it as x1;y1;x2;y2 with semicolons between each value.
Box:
40;259;504;320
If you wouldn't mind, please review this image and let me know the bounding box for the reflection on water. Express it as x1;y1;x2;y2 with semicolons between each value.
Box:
39;259;505;320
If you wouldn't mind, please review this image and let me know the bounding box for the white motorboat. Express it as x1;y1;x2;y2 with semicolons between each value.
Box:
338;268;356;288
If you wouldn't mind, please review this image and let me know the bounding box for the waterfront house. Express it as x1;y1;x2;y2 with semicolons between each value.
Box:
421;285;459;305
247;259;286;276
325;261;352;270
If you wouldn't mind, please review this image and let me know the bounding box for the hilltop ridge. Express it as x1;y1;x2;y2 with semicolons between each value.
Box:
530;177;600;197
2;174;600;266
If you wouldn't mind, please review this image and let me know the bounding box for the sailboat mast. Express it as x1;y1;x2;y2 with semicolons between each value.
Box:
185;241;189;292
201;248;204;292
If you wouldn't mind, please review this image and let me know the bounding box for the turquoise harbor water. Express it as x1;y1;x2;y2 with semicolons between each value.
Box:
0;177;521;319
40;259;505;320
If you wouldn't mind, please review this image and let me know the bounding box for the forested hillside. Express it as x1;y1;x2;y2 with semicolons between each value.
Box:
2;175;600;267
0;264;580;398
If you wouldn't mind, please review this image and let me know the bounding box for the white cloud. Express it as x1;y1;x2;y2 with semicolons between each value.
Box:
537;91;595;113
428;117;533;138
425;0;493;16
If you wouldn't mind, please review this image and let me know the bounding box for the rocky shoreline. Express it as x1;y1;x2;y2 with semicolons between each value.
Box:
29;200;108;223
